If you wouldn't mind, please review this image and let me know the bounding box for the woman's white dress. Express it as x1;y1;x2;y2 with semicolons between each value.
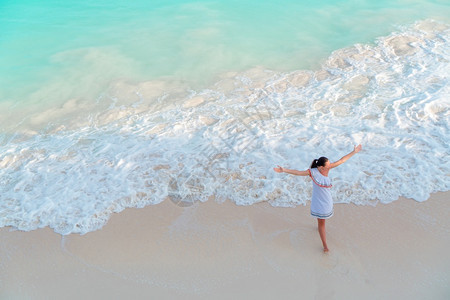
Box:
309;168;333;219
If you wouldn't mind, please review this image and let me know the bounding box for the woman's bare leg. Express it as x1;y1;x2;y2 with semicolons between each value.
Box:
317;219;329;252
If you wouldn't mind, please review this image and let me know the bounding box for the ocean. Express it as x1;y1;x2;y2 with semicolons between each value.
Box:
0;0;449;234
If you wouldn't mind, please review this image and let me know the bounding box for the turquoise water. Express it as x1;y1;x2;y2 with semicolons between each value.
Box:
0;1;449;234
1;0;449;110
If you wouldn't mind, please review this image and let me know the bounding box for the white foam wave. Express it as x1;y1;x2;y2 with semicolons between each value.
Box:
1;20;449;234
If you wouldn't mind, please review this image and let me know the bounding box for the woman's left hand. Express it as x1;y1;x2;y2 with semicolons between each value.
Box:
273;166;283;173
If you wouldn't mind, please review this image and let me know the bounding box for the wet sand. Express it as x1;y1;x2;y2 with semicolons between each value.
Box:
1;192;449;299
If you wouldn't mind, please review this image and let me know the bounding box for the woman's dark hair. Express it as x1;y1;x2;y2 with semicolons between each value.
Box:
310;156;328;169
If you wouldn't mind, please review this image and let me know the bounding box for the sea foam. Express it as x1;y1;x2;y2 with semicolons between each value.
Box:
0;20;449;234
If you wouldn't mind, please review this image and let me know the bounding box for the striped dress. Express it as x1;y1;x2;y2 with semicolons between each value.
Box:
308;168;333;219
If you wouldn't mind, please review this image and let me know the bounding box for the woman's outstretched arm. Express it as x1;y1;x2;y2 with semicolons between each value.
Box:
273;166;309;176
330;144;362;169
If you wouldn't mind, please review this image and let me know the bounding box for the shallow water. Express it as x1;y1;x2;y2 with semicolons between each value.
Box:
0;1;449;234
2;0;449;111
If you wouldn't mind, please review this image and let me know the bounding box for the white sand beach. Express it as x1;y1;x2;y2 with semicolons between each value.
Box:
1;192;449;299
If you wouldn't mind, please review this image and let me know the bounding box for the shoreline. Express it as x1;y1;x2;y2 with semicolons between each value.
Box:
1;192;449;299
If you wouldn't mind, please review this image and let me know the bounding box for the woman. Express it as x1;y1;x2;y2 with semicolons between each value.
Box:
273;144;362;253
